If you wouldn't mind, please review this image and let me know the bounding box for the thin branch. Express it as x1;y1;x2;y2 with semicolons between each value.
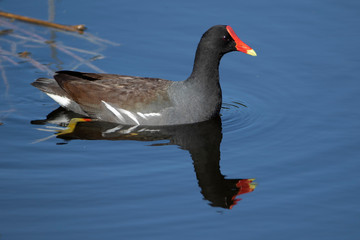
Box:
0;11;86;33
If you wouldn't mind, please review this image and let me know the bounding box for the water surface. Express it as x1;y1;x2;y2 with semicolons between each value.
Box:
1;0;360;239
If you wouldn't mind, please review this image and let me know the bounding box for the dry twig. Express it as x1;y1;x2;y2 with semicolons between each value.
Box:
0;11;86;33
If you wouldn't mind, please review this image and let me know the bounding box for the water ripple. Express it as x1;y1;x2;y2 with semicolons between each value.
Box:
221;100;255;132
221;92;287;142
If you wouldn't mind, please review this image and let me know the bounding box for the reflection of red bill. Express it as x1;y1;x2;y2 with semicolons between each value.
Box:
229;179;257;209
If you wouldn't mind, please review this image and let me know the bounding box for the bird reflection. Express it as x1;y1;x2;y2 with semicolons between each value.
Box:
31;107;256;209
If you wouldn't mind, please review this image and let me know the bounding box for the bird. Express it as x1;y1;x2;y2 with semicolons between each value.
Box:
32;25;256;126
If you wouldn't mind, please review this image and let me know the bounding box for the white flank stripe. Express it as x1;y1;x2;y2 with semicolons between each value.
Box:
102;101;125;122
143;112;161;117
137;112;161;118
102;101;160;125
118;109;140;125
47;93;71;107
137;112;148;120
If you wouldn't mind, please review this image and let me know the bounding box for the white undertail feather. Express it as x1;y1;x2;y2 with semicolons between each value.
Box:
46;93;71;107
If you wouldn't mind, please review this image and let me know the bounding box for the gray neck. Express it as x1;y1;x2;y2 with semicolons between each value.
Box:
170;46;223;121
166;42;225;124
187;46;223;87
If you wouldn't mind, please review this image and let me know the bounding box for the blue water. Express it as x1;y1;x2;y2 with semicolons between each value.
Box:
1;0;360;239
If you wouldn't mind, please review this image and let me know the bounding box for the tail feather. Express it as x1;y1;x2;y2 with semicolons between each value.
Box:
32;77;88;116
31;78;65;96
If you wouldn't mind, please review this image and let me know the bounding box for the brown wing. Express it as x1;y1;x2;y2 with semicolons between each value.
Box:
54;71;172;115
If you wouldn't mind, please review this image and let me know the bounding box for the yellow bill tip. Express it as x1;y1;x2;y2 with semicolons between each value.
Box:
246;49;257;56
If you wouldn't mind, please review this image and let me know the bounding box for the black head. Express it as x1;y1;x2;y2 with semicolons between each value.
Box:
199;25;256;56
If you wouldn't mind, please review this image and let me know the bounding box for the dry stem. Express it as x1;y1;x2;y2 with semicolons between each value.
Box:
0;11;86;33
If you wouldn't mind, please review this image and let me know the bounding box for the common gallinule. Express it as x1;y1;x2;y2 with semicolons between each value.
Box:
32;25;256;126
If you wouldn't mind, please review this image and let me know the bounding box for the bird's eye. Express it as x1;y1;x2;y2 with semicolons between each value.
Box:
223;35;230;42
